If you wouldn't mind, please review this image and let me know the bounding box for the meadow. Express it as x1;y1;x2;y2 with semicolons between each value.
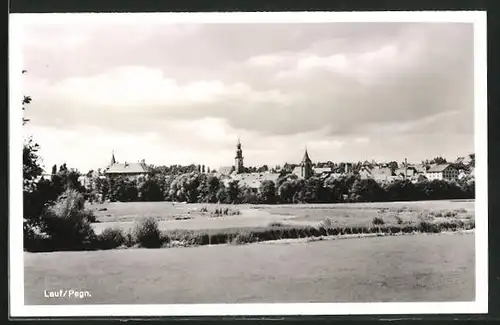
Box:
90;199;475;234
24;232;475;304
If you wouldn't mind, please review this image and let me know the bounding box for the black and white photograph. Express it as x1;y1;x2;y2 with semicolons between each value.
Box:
9;11;487;317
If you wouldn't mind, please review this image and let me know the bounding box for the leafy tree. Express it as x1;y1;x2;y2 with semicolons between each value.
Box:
41;189;96;250
257;165;269;173
216;186;229;203
384;179;417;201
469;153;475;167
239;186;259;204
23;137;43;192
387;161;399;173
138;176;164;201
108;176;138;202
227;180;240;204
277;180;295;203
430;157;447;165
323;176;349;203
350;178;385;202
258;180;276;204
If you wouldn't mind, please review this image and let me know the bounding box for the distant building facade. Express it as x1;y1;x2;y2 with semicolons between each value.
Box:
425;164;458;181
359;166;395;182
104;152;150;178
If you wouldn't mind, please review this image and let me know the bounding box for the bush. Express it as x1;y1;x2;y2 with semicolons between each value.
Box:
41;189;96;250
443;210;458;218
319;218;333;228
211;206;240;217
394;215;403;225
96;228;125;249
124;229;136;247
418;220;440;233
372;217;385;226
231;231;256;245
268;222;284;227
133;217;163;248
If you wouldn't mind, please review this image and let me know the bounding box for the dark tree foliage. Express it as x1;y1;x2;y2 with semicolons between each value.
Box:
258;180;277;204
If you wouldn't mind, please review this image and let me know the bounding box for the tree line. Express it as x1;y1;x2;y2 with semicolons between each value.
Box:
85;171;475;205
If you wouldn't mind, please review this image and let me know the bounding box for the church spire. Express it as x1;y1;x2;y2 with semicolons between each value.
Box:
303;147;311;163
300;146;313;179
110;151;116;165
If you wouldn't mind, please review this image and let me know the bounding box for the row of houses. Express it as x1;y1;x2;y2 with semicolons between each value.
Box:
66;143;474;191
358;163;473;184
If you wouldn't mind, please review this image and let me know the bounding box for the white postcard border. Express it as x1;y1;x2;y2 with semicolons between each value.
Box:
9;10;488;317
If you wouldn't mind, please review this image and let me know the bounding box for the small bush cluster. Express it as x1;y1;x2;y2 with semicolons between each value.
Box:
231;231;257;245
96;228;125;249
443;210;458;218
372;217;385;226
133;217;164;248
268;222;284;227
211;207;241;217
318;217;333;228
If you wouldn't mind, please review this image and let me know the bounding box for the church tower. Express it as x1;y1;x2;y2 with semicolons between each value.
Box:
300;148;313;179
110;151;116;166
235;138;244;174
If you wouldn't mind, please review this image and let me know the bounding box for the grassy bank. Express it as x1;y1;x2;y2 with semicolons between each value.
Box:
26;215;475;252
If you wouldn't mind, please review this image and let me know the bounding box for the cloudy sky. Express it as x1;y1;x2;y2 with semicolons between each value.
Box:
18;18;474;173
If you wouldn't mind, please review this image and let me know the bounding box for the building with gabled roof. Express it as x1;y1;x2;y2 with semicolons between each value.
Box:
425;163;458;181
104;152;150;178
359;166;394;183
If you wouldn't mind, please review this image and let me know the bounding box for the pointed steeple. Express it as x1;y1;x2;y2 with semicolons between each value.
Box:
302;147;311;163
300;146;313;179
110;151;116;165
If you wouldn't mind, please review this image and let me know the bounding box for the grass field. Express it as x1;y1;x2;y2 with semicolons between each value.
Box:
90;200;475;234
24;232;475;304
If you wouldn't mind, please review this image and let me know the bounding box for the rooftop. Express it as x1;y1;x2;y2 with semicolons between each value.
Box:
105;162;149;174
426;164;452;173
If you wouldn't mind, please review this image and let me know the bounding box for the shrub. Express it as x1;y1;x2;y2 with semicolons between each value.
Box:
443;210;458;218
211;206;240;217
124;229;136;247
418;220;440;233
41;189;96;250
133;217;163;248
372;217;385;226
200;206;208;213
319;218;333;228
231;231;256;245
96;228;125;249
394;215;403;225
418;212;435;221
268;222;284;227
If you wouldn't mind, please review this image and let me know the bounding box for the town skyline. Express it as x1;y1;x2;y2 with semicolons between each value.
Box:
20;19;474;173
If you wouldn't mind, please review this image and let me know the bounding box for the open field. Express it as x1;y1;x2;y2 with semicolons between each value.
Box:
24;232;475;304
90;200;475;235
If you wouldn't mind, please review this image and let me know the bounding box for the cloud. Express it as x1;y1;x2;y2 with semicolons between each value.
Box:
18;19;475;170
